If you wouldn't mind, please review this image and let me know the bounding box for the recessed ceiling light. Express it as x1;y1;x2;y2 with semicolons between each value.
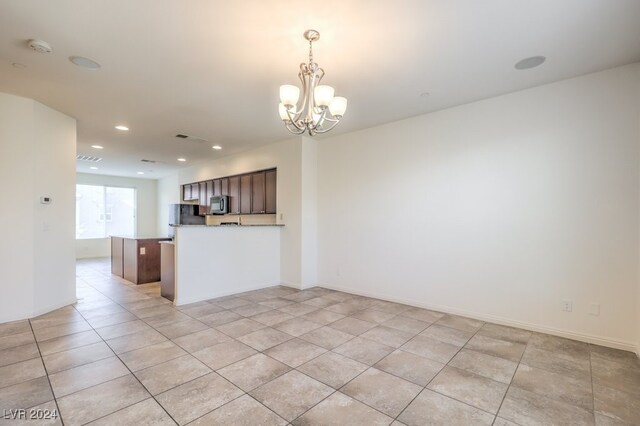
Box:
212;145;222;150
115;125;129;131
69;56;101;70
91;145;103;149
90;166;99;170
177;158;187;162
12;62;26;69
137;171;144;175
515;56;546;70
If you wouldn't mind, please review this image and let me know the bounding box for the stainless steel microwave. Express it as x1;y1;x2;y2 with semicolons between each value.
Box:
210;196;229;215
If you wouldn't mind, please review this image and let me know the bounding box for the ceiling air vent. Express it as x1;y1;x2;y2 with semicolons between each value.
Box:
76;155;102;162
175;133;208;143
141;159;157;163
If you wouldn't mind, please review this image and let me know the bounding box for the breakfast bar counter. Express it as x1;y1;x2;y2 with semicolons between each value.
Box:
169;224;284;305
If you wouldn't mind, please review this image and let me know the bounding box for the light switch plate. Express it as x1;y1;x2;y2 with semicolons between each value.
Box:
140;247;146;255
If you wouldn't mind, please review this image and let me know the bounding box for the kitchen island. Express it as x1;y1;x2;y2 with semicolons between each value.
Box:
168;224;284;305
111;236;171;284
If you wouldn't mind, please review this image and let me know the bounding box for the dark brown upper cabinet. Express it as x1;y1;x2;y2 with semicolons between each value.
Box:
265;169;277;214
240;174;252;214
221;177;229;196
251;171;266;214
198;182;208;215
213;179;222;197
190;183;200;201
182;168;276;215
228;176;241;214
182;184;191;201
206;180;214;207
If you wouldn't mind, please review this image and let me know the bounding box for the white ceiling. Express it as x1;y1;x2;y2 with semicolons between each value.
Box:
1;0;639;178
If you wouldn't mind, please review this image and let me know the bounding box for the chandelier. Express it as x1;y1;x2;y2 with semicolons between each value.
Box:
279;30;347;136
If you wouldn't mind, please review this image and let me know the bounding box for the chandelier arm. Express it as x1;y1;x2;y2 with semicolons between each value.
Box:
285;103;305;129
313;118;342;134
315;107;328;128
285;121;306;134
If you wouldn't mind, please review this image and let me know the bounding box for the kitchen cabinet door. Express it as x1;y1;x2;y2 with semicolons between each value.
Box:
221;177;229;196
240;174;252;214
251;171;266;214
190;183;200;201
265;169;277;214
199;182;208;215
182;184;191;201
228;176;241;214
213;179;222;196
206;180;214;206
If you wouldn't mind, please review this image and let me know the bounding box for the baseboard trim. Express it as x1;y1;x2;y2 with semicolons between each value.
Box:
318;283;639;354
0;297;78;324
31;297;78;318
175;282;282;306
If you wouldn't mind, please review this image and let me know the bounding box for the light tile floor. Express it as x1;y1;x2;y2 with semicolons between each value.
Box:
0;258;639;425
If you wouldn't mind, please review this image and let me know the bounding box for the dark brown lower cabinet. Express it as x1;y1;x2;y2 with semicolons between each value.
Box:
114;237;170;284
160;242;175;301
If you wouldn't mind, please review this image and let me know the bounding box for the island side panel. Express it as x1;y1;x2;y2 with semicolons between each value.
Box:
111;237;124;277
174;226;281;305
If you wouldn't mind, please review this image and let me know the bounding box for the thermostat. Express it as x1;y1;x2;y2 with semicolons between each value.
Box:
40;196;52;204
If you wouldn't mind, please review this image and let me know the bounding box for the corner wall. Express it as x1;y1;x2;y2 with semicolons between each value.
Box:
0;93;76;322
317;63;640;351
75;173;158;259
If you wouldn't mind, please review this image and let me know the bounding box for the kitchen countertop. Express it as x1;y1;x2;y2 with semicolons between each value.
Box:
110;235;172;240
170;224;285;227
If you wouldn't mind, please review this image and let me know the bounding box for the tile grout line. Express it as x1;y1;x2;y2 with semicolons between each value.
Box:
588;346;596;424
68;287;182;424
77;264;313;424
26;319;66;426
490;335;530;426
392;323;492;423
49;261;628;424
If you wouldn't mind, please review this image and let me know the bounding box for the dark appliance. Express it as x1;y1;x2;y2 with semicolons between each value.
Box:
209;195;229;215
168;204;205;237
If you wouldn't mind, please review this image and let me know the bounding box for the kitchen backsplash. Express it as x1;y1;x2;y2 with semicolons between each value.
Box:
205;214;277;226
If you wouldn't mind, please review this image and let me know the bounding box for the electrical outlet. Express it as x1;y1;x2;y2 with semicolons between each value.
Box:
561;300;572;312
589;303;600;316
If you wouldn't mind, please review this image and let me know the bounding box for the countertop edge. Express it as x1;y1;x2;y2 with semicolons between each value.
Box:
170;224;285;228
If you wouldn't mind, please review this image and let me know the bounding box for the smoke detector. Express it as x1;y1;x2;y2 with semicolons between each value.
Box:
27;39;53;54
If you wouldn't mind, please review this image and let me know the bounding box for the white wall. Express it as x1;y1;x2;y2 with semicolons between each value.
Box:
174;226;281;305
75;173;158;259
317;63;640;351
0;93;76;322
300;137;318;288
157;172;180;238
